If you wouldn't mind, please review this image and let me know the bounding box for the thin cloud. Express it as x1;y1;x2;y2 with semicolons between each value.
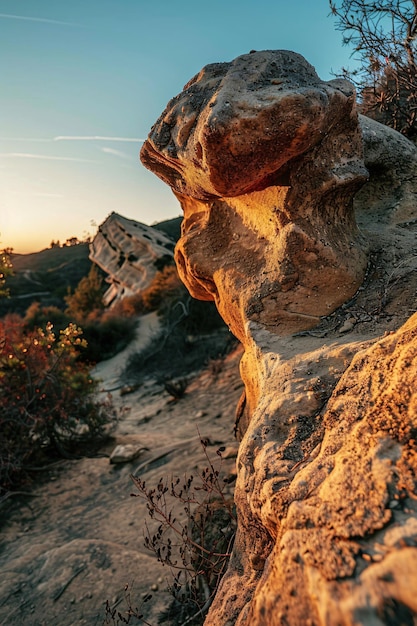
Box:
101;147;130;159
54;135;145;143
0;153;97;163
0;135;145;143
8;190;64;198
0;137;52;142
0;13;80;26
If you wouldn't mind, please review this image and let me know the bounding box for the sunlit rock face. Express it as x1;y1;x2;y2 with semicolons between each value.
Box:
141;50;417;626
141;50;370;341
89;212;174;306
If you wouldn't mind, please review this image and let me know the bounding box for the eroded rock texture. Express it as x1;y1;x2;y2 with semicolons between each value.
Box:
89;212;174;306
141;50;417;625
141;50;370;340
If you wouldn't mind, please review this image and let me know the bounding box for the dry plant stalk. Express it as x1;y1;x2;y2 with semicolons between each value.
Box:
130;439;236;624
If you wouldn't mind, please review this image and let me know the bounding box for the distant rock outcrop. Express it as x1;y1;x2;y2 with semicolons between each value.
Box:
141;50;417;625
89;212;175;306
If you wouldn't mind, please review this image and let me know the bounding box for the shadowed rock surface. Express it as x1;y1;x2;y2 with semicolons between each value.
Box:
141;49;417;625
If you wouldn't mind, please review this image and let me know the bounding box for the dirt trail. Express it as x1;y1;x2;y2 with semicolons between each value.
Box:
0;323;243;626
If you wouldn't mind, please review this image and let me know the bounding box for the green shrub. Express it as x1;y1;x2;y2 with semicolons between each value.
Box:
108;292;147;318
122;296;235;386
24;301;71;333
121;262;234;386
140;265;182;312
0;248;13;298
0;315;117;493
109;265;185;319
23;302;136;365
65;264;105;322
81;315;137;363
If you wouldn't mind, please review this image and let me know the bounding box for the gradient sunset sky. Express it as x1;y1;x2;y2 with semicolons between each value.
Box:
0;0;357;253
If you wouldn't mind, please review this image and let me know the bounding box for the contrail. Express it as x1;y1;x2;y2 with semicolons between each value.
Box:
101;147;130;159
0;135;145;143
32;192;64;198
0;153;97;163
54;135;145;142
0;13;80;26
0;137;52;142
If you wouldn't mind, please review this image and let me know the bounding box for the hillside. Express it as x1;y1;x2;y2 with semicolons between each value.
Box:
152;216;182;241
3;43;417;625
0;217;183;318
1;243;92;316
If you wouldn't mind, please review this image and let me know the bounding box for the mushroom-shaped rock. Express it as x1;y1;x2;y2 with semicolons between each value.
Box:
141;50;369;339
141;50;366;200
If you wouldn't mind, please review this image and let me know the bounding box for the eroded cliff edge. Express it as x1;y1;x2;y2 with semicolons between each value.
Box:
140;50;417;625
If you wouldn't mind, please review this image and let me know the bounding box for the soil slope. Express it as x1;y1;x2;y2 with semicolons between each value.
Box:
0;329;243;625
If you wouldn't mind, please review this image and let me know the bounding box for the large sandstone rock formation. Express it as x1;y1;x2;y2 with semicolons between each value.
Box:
141;50;417;625
142;50;369;339
89;212;175;306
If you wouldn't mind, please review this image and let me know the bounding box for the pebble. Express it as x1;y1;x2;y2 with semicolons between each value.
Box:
109;444;146;464
339;317;356;333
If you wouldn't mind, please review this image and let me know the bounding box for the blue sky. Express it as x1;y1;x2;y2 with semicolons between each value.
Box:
0;0;357;253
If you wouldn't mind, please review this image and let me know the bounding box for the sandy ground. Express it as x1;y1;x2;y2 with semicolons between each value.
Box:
92;312;161;393
0;317;243;626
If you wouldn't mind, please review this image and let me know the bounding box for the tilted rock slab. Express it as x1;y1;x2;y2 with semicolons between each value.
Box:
141;50;417;624
89;212;175;306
